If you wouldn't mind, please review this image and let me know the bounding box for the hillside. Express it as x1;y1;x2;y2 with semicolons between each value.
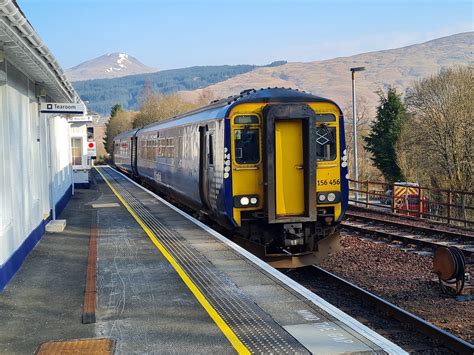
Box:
180;32;473;118
73;62;286;115
74;33;472;117
66;52;157;81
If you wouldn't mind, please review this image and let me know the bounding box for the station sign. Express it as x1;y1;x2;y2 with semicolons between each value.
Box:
67;116;93;123
87;141;97;157
40;102;85;115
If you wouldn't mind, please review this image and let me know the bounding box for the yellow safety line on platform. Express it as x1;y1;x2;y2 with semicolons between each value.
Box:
94;167;250;355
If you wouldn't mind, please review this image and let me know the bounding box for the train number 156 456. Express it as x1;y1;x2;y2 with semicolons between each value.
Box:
317;179;340;186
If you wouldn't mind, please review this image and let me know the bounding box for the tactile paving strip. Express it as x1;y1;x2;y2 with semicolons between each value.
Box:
99;168;309;354
35;338;115;354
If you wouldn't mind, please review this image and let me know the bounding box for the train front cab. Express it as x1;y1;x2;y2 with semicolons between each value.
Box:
229;101;344;268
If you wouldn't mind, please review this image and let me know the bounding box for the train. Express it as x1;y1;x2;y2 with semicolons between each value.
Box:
113;88;349;268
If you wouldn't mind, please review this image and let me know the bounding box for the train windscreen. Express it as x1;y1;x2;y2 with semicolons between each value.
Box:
234;128;260;164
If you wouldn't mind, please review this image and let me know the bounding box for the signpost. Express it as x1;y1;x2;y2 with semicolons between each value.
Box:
40;102;85;115
67;116;93;123
87;141;97;158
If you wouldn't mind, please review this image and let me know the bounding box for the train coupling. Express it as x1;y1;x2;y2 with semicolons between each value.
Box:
283;223;304;246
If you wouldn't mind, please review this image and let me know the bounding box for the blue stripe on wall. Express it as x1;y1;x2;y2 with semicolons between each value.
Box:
0;184;72;291
55;185;72;218
74;182;90;189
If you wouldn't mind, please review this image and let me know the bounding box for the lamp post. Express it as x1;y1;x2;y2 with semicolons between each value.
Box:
350;66;365;204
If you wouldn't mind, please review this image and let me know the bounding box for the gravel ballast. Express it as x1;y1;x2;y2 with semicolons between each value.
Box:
318;234;473;343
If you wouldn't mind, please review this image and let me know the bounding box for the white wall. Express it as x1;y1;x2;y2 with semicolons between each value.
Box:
49;115;74;213
0;59;72;268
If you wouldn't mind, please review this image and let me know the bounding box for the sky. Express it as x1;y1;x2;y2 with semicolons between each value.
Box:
18;0;473;70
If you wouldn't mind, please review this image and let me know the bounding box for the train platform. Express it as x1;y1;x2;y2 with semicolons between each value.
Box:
0;166;407;354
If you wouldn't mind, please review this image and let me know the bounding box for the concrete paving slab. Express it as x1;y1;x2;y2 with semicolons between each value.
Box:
257;301;333;326
284;323;377;354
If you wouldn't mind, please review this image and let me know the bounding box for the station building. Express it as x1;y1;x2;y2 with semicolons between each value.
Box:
68;115;96;188
0;1;82;290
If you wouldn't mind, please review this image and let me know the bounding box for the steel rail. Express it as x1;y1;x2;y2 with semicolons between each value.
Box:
345;210;474;241
342;216;473;259
312;266;474;354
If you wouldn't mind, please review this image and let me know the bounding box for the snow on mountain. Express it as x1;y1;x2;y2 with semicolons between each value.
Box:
65;52;157;81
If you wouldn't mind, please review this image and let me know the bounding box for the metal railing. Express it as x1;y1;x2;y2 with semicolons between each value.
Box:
348;179;474;229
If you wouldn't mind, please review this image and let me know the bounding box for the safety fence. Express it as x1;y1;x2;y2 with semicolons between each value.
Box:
348;179;474;229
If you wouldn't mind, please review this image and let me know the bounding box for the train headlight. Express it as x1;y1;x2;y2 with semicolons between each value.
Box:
233;195;259;208
240;197;250;206
317;192;340;204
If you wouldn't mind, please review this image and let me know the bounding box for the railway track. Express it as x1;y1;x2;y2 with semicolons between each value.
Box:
288;266;474;354
342;209;474;258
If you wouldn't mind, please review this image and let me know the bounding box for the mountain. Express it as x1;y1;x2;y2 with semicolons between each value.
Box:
65;52;158;81
74;32;472;117
73;62;287;115
179;32;473;118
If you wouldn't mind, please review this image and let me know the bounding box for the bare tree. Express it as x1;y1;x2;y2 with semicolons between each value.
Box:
401;65;473;191
133;92;198;128
196;89;216;106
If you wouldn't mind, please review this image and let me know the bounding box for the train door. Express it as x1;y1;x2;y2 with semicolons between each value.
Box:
264;104;317;223
206;125;216;209
199;125;212;210
131;136;138;176
275;120;305;216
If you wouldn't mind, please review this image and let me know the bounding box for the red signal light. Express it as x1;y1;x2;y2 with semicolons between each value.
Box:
88;142;95;148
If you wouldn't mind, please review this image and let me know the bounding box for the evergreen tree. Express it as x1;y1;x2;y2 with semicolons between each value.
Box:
110;103;122;118
364;88;407;182
103;103;124;155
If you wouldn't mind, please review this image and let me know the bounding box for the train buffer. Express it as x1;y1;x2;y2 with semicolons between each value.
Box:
0;166;408;354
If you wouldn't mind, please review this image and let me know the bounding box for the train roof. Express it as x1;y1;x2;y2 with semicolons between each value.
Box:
114;128;141;140
224;87;339;107
115;88;342;137
172;87;340;121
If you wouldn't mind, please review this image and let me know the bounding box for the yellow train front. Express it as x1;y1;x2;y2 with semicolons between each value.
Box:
227;89;348;268
114;88;349;268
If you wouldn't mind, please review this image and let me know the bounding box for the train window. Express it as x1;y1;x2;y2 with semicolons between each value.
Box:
316;126;336;161
234;128;260;164
235;115;259;125
316;114;336;122
87;127;94;140
208;134;214;165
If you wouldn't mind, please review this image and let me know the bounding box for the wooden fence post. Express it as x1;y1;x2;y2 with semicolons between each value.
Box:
365;180;369;207
391;183;395;214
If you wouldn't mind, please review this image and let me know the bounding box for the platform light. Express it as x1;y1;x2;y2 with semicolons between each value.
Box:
350;66;366;204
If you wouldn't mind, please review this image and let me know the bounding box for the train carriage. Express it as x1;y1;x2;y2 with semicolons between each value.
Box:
113;88;349;268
